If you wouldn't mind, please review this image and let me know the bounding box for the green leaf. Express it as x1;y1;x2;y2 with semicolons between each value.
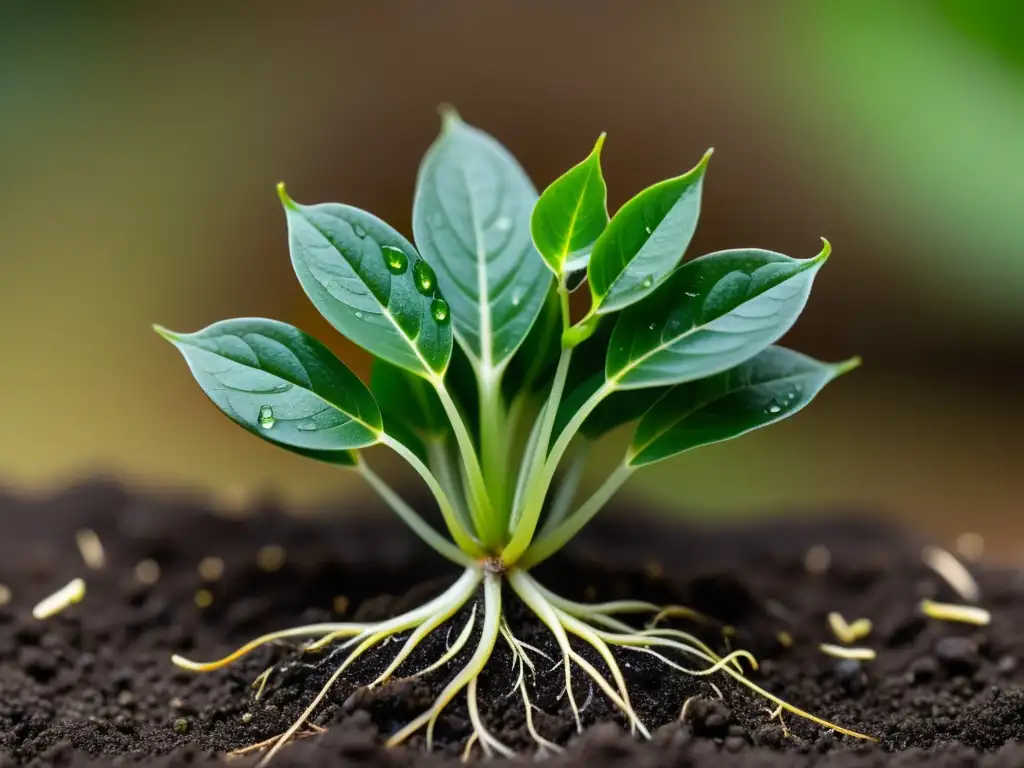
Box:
607;243;830;389
371;359;449;439
531;133;609;277
279;184;452;378
628;346;859;466
155;319;381;463
413;109;552;373
586;149;712;316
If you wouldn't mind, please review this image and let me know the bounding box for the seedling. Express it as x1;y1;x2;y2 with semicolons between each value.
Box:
157;108;865;761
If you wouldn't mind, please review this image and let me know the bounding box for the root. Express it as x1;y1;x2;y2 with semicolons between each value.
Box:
174;564;872;765
386;572;503;749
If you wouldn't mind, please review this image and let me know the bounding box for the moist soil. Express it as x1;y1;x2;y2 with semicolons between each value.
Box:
2;481;1024;767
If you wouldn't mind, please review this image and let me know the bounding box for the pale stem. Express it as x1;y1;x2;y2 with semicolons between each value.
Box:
478;368;508;524
501;282;579;563
502;379;614;565
378;434;485;559
520;461;634;569
432;380;501;547
357;460;476;567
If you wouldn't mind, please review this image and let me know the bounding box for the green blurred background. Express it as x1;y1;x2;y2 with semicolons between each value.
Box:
2;2;1022;552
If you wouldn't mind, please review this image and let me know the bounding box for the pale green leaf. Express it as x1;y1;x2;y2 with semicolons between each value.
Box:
280;185;452;377
413;110;552;372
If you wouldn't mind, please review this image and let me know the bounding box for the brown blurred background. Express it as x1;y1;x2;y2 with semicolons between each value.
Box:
1;2;1022;553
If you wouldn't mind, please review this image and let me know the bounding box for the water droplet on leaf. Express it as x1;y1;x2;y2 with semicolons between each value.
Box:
352;223;367;238
767;403;782;414
684;291;699;298
413;261;436;295
644;225;652;235
495;216;512;231
258;405;276;429
431;298;450;323
511;291;522;307
641;275;653;289
381;245;408;274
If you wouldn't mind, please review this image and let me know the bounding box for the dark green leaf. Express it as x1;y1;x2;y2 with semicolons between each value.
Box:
371;359;449;439
413;109;552;373
279;185;452;377
531;133;609;277
586;150;711;315
155;319;380;463
628;346;858;466
607;243;830;389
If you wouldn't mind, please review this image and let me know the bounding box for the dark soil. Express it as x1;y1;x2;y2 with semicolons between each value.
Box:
2;481;1024;767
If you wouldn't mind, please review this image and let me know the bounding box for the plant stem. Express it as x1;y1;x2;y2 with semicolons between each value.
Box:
519;460;634;569
500;281;575;562
379;434;485;559
502;379;614;565
431;380;500;548
478;369;508;524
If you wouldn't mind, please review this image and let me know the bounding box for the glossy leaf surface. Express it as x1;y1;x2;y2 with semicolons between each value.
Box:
156;319;380;462
629;346;858;466
413;111;551;372
280;186;452;377
607;244;829;389
586;150;711;315
531;133;609;277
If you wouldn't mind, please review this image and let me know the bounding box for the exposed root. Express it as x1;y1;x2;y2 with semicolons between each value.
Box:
386;572;503;749
174;565;873;764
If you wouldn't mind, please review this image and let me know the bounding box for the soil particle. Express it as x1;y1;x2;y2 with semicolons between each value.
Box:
2;480;1024;766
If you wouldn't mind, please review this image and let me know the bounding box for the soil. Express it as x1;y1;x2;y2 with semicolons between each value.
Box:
2;481;1024;767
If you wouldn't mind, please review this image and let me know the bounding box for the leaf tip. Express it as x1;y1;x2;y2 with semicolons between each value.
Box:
437;103;462;132
152;324;180;343
276;181;297;211
817;237;833;262
593;131;608;156
835;355;862;376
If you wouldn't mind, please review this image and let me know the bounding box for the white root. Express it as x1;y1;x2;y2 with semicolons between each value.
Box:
174;564;875;764
386;572;503;750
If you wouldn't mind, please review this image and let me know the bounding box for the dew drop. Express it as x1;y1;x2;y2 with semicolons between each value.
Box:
495;216;512;232
644;225;652;235
641;275;653;289
431;297;450;323
258;405;276;429
511;291;522;307
381;245;408;274
684;291;699;298
767;403;782;414
352;223;367;238
354;311;363;320
413;261;436;295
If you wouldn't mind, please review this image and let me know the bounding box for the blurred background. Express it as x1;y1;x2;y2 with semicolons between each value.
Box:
1;1;1022;554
